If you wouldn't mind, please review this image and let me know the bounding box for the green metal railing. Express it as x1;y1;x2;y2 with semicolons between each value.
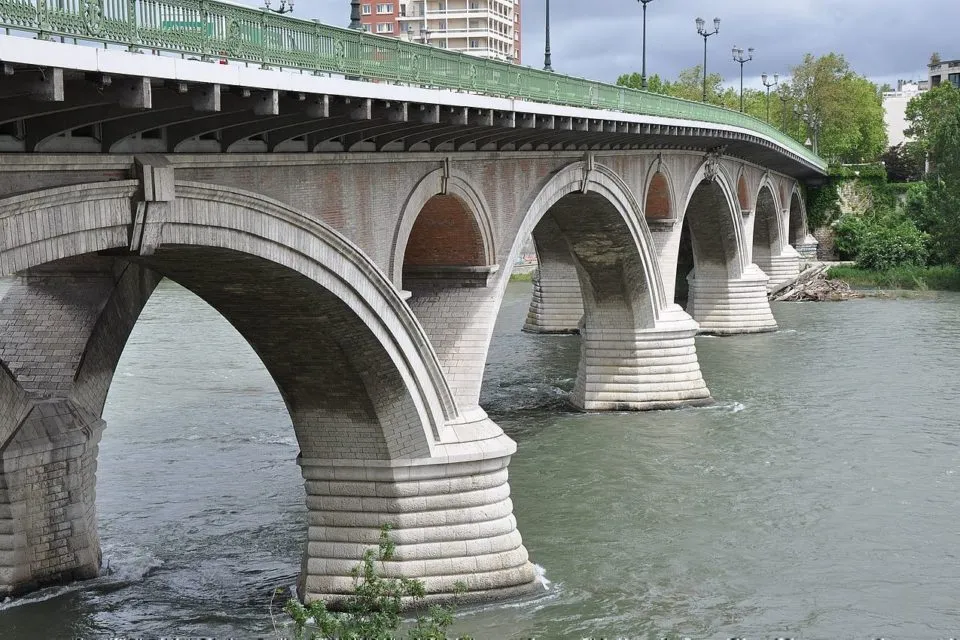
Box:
0;0;825;170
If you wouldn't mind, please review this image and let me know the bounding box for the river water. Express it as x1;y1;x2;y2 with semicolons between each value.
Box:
2;278;960;639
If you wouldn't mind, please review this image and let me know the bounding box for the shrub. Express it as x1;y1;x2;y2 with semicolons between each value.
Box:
833;212;929;270
279;526;469;640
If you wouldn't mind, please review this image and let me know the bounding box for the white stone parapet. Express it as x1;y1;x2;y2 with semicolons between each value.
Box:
687;264;778;334
522;267;584;334
297;413;537;605
569;305;712;411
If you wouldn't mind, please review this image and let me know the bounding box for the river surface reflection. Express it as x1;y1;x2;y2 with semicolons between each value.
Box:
2;279;960;638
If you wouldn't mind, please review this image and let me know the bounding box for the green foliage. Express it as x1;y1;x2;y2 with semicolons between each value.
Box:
281;526;469;640
833;210;928;270
903;92;960;265
881;143;925;182
827;264;960;290
788;53;887;162
904;84;960;158
805;182;840;230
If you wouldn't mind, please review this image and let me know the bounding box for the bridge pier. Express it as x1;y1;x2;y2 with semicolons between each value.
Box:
0;401;104;596
687;264;778;335
571;305;710;410
755;244;802;291
298;414;535;604
522;234;583;334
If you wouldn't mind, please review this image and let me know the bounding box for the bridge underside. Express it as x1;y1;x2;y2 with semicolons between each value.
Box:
0;60;820;179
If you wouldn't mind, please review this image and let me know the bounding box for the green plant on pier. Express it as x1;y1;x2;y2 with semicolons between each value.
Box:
279;525;471;640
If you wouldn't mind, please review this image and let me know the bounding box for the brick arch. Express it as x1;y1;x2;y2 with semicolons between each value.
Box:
737;173;750;211
392;169;495;286
645;171;672;219
403;194;485;269
0;180;459;453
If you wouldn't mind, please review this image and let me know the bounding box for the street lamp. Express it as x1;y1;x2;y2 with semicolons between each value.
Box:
422;26;431;46
349;0;360;28
761;72;779;122
732;45;753;112
544;0;553;71
793;104;801;137
638;0;655;90
264;0;293;14
696;16;720;102
778;87;790;131
802;106;822;154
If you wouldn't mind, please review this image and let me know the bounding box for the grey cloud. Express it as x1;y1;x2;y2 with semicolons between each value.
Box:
305;0;957;86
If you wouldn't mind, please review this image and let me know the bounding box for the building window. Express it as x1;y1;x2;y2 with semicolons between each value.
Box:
931;75;941;87
470;39;479;48
361;24;371;32
376;22;394;33
376;3;393;13
950;73;960;89
361;4;372;14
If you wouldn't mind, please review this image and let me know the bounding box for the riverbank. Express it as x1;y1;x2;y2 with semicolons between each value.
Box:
826;265;960;291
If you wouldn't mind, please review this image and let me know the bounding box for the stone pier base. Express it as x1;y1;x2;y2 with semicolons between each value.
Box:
687;265;778;334
297;415;537;605
757;245;802;291
569;306;712;411
0;400;103;597
522;268;583;334
794;234;819;260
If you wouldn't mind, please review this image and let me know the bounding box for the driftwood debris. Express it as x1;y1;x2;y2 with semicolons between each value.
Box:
771;265;864;302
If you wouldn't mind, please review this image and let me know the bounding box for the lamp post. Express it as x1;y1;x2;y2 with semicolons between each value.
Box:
264;0;293;14
696;17;720;102
793;104;801;138
802;107;822;154
638;0;655;90
544;0;553;71
732;45;753;112
349;0;360;28
761;72;779;122
778;88;790;131
422;26;431;46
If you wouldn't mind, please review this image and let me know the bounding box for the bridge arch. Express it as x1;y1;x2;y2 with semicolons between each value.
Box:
642;162;677;222
391;168;496;287
503;160;708;410
0;180;457;454
678;158;748;282
788;185;809;246
0;179;538;603
754;180;785;259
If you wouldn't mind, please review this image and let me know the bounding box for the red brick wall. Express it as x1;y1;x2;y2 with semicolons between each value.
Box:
403;195;485;266
737;175;750;211
645;172;671;219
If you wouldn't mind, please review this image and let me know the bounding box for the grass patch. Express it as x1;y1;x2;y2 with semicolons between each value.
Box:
826;265;960;291
509;271;534;282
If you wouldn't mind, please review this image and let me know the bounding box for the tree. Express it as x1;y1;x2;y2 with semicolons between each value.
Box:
788;53;887;162
905;84;960;158
881;143;925;182
922;99;960;264
931;52;942;66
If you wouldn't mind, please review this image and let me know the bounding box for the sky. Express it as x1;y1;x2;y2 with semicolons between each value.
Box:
300;0;958;90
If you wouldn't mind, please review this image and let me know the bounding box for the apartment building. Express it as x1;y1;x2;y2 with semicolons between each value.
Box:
360;0;521;64
929;59;960;89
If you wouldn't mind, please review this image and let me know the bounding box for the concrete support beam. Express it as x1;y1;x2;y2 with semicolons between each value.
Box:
116;77;152;110
252;89;280;116
31;67;64;101
192;84;221;113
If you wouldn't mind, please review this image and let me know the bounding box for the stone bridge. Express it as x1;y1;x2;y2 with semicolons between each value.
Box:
0;15;823;604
